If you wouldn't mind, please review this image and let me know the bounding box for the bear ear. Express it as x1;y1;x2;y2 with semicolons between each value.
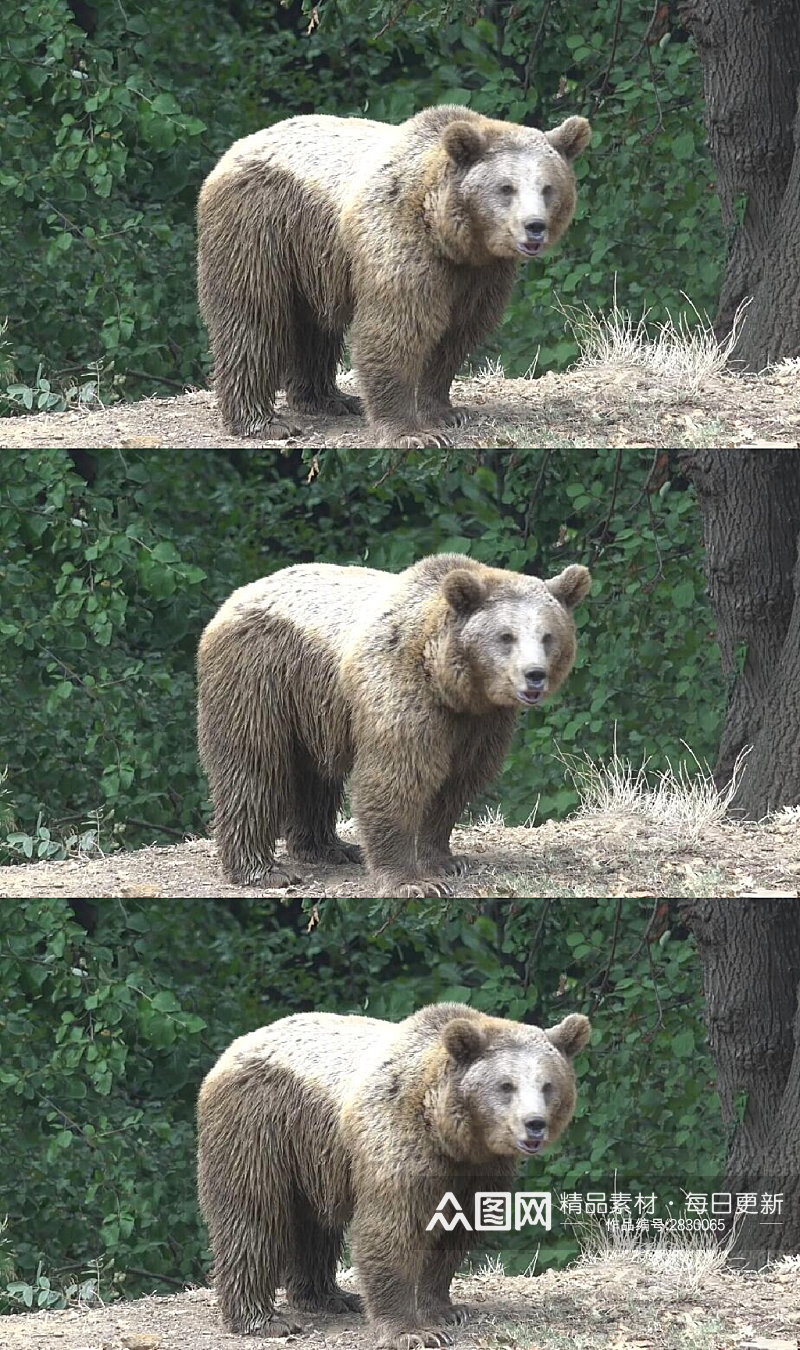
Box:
443;120;485;168
546;1013;591;1059
442;1017;487;1063
442;568;486;615
546;564;591;611
546;115;592;162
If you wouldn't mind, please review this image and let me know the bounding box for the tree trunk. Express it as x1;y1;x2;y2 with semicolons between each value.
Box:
681;449;800;819
733;98;800;368
679;0;800;366
685;899;800;1267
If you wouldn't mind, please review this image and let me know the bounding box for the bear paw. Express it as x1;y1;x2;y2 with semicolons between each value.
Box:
419;854;470;877
233;1311;304;1337
441;1305;470;1326
228;862;303;889
228;415;303;440
375;1329;455;1350
288;1289;362;1314
419;405;470;429
375;426;454;450
287;839;363;865
287;391;363;417
399;432;454;450
378;877;454;899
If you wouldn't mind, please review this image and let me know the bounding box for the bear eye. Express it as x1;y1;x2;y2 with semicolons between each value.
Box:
499;631;515;645
542;184;554;201
499;183;515;198
541;1081;553;1096
541;632;553;649
499;1080;515;1094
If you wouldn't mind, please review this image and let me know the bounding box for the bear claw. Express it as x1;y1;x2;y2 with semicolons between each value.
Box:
234;1312;304;1337
385;879;454;899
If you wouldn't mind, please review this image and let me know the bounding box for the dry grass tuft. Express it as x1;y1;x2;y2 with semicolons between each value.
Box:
556;736;751;842
573;1215;734;1295
554;287;751;394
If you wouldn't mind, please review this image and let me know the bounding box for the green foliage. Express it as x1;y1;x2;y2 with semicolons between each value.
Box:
0;451;209;845
1;449;724;845
0;898;725;1302
3;0;724;397
0;449;725;844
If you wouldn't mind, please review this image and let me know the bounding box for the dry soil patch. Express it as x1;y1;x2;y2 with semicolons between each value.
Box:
2;366;799;449
2;1261;800;1350
1;812;798;898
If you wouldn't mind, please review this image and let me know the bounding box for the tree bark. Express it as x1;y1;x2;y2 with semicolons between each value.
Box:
733;97;800;367
679;0;800;366
681;449;800;818
684;900;800;1267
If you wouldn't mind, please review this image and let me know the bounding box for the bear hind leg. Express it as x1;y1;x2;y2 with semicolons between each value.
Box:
285;298;362;418
285;1196;362;1315
285;748;362;866
203;233;300;440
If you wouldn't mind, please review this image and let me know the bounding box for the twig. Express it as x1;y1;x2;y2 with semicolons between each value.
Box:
126;370;192;391
125;1268;194;1290
523;898;552;994
642;479;665;590
641;36;665;142
522;449;552;546
635;0;664;59
375;0;414;38
591;896;622;1005
523;0;554;96
595;447;623;548
644;932;664;1036
593;0;624;104
126;817;191;840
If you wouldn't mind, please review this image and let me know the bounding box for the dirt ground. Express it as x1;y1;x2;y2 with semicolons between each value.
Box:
2;1258;799;1350
2;811;798;899
2;364;799;449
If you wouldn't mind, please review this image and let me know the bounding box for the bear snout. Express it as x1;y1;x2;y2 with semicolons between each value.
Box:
516;667;548;706
516;1115;548;1154
517;219;548;257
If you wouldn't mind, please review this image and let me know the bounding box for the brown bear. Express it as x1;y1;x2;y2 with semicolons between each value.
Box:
196;552;591;898
196;105;591;449
197;1002;591;1347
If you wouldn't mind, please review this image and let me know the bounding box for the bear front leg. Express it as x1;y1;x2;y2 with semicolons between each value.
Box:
416;717;517;881
349;751;454;898
349;277;453;450
351;1211;455;1350
416;1244;472;1329
415;340;470;431
416;265;518;433
415;780;472;880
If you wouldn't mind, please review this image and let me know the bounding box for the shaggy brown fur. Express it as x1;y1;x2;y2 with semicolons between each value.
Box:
197;1002;591;1348
196;552;591;898
196;105;591;449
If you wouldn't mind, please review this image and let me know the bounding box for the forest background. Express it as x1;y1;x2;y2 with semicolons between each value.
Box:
1;0;721;411
0;447;723;862
1;897;723;1311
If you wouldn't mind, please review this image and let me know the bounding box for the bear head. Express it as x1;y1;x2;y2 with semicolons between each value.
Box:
432;562;591;712
434;113;591;265
432;1011;591;1161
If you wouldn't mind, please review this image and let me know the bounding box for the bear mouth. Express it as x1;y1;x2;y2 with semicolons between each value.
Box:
517;239;546;258
517;1137;546;1155
516;689;546;707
